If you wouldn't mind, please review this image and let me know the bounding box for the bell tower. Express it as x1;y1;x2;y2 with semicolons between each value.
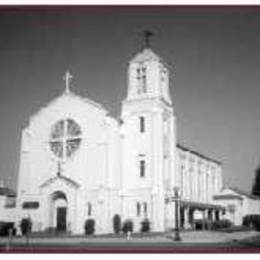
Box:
120;33;177;232
126;38;172;105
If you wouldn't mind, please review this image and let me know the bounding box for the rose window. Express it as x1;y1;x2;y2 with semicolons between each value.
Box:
50;119;82;159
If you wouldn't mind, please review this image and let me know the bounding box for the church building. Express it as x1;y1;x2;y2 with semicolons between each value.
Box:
0;42;227;234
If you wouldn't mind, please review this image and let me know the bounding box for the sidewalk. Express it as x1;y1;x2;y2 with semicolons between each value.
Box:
176;230;259;243
0;230;259;246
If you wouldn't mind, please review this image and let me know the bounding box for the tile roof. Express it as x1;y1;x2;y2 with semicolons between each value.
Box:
177;143;222;165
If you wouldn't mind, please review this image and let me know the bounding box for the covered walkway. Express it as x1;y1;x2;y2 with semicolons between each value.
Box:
180;200;226;230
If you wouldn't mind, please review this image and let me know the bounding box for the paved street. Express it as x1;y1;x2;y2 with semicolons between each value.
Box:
0;230;260;252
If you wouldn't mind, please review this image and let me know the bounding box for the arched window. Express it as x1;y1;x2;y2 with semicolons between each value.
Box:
140;160;145;177
141;67;147;93
136;66;147;94
137;202;141;216
139;116;145;133
87;202;92;216
198;171;201;201
212;173;216;193
143;202;148;216
180;165;184;195
206;173;209;202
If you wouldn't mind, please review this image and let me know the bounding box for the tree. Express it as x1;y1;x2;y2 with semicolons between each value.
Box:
252;166;260;197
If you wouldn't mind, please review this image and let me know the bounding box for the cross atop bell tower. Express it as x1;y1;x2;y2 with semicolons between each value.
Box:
143;30;154;48
63;70;73;94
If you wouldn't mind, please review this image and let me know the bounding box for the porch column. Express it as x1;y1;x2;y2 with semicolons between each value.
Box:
202;209;208;230
193;209;199;230
215;210;220;221
221;209;226;220
208;209;213;229
189;208;195;230
180;206;185;229
184;207;190;229
212;209;216;221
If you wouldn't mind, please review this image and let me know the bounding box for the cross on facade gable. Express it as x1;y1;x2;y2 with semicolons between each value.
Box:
63;70;73;94
57;161;62;176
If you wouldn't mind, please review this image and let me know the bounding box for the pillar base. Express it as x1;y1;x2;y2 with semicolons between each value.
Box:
172;229;182;241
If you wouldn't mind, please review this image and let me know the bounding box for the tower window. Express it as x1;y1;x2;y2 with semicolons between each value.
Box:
87;202;92;216
141;67;147;93
143;202;148;216
140;160;145;177
180;165;184;194
137;68;141;78
140;116;145;133
137;66;147;94
137;202;141;216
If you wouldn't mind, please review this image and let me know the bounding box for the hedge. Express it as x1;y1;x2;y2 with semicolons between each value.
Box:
84;219;95;235
140;218;150;232
113;214;121;234
194;219;232;230
243;214;260;231
211;219;232;230
122;219;133;233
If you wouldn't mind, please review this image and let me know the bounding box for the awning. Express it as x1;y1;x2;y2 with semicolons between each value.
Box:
180;200;225;211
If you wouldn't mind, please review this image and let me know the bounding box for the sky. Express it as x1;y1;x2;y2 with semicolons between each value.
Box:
0;6;260;192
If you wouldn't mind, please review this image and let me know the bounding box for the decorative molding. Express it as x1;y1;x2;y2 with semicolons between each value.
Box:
39;174;80;189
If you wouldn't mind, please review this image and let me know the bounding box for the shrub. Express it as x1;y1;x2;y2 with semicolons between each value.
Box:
194;219;211;230
243;215;253;227
84;219;95;235
0;222;16;237
20;218;32;236
211;219;232;230
140;218;150;232
122;219;133;234
113;214;121;234
243;214;260;231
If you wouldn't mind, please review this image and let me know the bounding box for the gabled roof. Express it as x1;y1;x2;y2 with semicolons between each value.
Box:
180;200;225;211
0;187;16;197
229;187;260;200
29;91;108;126
214;187;260;201
177;143;222;165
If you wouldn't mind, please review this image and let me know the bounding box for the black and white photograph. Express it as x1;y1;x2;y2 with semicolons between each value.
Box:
0;5;260;253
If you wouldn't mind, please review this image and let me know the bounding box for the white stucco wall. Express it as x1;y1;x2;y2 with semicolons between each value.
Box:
16;92;121;234
176;146;223;204
0;47;230;235
214;188;260;226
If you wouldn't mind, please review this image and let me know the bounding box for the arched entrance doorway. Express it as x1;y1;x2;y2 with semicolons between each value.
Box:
50;191;68;232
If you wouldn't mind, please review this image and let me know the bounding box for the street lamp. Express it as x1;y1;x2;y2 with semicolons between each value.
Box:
173;186;181;241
